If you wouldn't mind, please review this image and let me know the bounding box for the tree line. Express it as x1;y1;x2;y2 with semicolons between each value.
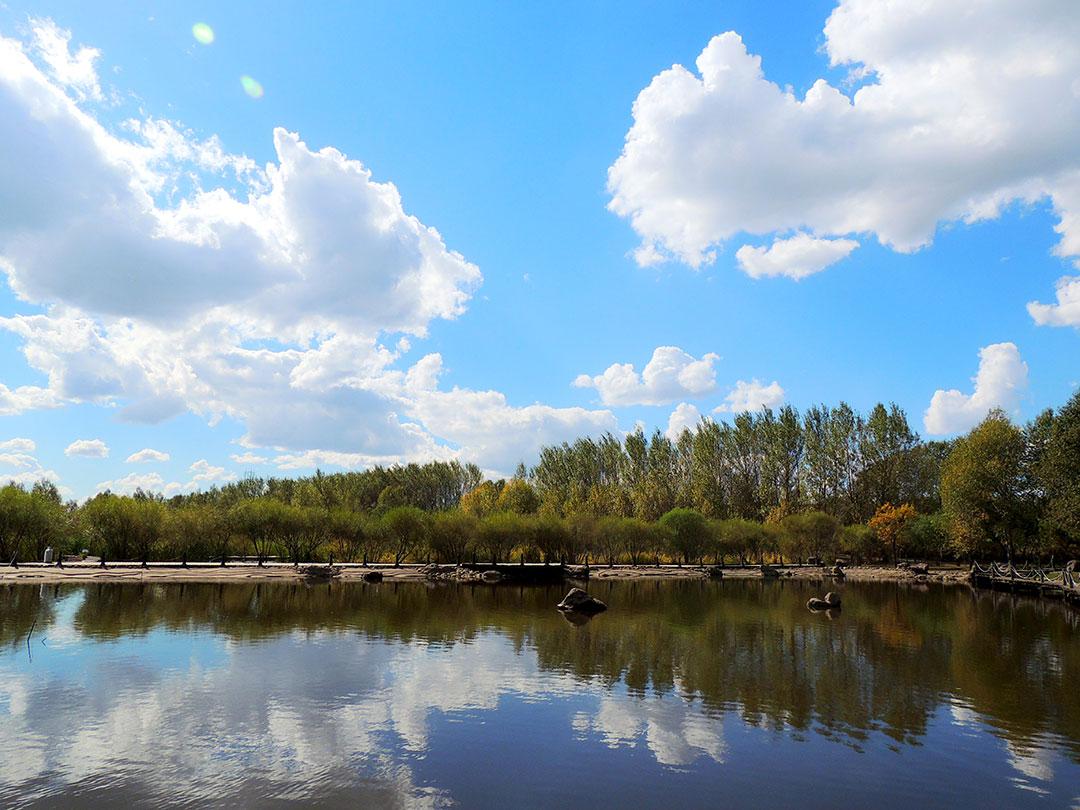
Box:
1;393;1077;566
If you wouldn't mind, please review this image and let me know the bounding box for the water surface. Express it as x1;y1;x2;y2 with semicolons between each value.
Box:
2;579;1079;808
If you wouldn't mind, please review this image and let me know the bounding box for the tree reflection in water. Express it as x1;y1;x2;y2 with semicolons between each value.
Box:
1;579;1078;807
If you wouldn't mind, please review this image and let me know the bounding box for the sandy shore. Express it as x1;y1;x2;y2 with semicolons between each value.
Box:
0;562;972;585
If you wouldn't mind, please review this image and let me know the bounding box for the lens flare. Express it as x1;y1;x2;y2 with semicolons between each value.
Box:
191;23;214;45
240;75;264;99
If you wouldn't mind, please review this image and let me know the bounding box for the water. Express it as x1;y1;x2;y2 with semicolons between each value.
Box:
1;579;1079;808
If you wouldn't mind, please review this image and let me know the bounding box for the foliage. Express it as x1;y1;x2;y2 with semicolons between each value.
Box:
868;502;918;563
1032;392;1080;558
380;506;429;565
460;482;500;518
659;508;710;565
940;411;1032;560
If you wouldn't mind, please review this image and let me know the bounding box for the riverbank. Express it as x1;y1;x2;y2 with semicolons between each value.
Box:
0;561;973;585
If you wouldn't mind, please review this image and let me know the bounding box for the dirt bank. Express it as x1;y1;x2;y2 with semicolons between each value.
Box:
0;562;972;585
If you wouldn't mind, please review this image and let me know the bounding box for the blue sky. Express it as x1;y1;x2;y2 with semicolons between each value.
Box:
0;0;1077;499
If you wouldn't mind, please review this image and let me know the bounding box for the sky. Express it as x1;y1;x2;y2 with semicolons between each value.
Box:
0;0;1077;500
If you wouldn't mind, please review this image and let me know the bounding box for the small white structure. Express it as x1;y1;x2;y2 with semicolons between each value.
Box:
43;546;54;563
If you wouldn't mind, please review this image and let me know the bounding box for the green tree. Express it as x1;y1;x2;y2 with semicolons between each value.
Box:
940;411;1031;560
839;524;877;563
1034;392;1080;558
429;511;477;563
659;508;710;565
381;506;429;566
496;478;539;514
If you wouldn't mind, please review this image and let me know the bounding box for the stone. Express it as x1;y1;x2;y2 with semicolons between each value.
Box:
760;564;781;579
807;591;842;611
362;570;383;583
557;587;607;615
481;569;502;583
831;565;846;579
302;564;339;580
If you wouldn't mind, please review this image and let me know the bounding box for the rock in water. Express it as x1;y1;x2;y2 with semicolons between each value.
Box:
481;569;502;583
831;565;846;579
760;564;781;579
302;564;340;580
362;570;383;583
557;587;607;615
807;591;842;611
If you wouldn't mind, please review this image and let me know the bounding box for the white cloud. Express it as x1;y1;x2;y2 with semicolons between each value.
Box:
0;383;59;416
1028;275;1080;327
96;459;235;496
125;448;169;463
0;24;616;478
665;403;702;440
924;342;1029;435
29;18;102;102
608;1;1080;285
714;379;785;413
64;438;109;458
230;452;268;466
735;234;858;280
573;346;721;406
95;471;171;496
407;355;619;474
187;458;235;486
0;438;36;454
0;440;63;492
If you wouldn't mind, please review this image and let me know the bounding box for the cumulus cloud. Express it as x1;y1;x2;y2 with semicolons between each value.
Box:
125;448;169;463
0;439;63;491
735;234;859;280
608;0;1080;291
665;403;702;440
96;459;235;496
924;343;1029;435
0;383;59;416
231;452;268;466
714;379;785;413
95;471;171;496
64;439;109;458
408;355;618;474
0;438;36;454
0;24;613;477
187;459;235;486
1028;275;1080;328
573;346;720;406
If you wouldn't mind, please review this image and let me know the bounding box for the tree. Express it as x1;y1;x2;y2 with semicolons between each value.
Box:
1034;392;1080;558
230;498;286;564
533;515;568;563
839;524;877;563
275;505;325;565
460;482;500;518
659;508;710;565
904;513;950;560
381;506;429;566
868;503;917;563
940;411;1031;560
324;509;366;562
429;511;477;563
496;479;539;514
617;517;657;565
781;511;839;563
716;518;765;564
477;512;531;563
